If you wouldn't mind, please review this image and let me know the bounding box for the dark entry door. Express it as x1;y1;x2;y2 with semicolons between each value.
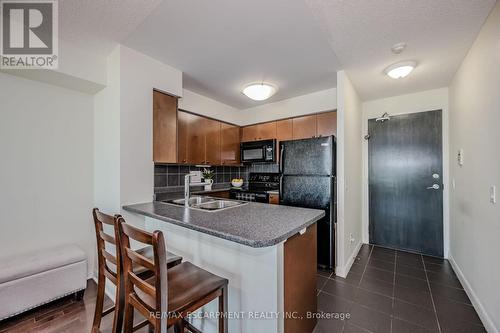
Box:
368;110;443;257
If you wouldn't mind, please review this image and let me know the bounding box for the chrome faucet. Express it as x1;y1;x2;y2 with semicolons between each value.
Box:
184;173;205;206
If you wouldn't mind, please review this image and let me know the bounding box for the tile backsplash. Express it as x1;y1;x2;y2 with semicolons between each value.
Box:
154;163;279;193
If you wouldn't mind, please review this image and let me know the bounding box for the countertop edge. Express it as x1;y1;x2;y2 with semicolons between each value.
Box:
122;203;324;248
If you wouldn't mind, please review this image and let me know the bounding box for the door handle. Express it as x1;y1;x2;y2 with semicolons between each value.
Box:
427;184;440;190
279;145;285;173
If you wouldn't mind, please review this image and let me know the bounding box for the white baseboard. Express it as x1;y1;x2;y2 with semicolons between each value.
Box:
448;255;499;333
335;241;362;278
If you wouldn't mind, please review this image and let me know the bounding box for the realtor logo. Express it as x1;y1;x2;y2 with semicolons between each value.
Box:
1;0;58;68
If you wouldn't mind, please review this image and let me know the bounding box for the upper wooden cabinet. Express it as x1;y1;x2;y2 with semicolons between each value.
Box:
292;115;317;140
220;123;241;165
204;118;221;165
178;111;204;164
153;91;178;163
316;111;337;137
276;119;293;142
241;122;277;142
177;110;234;166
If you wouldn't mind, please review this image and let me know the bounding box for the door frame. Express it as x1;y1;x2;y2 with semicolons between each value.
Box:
362;101;450;258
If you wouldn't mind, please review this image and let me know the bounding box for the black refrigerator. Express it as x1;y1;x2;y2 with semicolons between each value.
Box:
279;136;336;271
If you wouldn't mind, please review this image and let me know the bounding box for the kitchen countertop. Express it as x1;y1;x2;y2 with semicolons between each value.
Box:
123;200;324;248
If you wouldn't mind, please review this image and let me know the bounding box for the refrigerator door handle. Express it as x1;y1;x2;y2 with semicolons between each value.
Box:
279;144;285;173
279;175;283;200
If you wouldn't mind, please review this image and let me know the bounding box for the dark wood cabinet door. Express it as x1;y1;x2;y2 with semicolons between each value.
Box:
256;121;277;140
292;115;317;140
276;119;293;162
178;111;205;164
241;124;259;142
221;123;240;165
177;111;190;164
316;111;337;137
204;118;221;165
153;91;178;163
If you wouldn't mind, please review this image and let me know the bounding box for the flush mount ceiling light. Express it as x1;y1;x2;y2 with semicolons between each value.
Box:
242;83;277;101
385;61;417;79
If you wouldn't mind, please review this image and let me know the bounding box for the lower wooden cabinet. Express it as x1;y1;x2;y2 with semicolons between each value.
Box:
209;190;230;199
269;193;280;205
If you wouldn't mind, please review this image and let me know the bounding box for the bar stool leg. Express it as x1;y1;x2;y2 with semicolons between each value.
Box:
219;285;228;333
92;273;106;333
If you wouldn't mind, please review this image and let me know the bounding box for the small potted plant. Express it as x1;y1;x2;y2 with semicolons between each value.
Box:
202;168;214;191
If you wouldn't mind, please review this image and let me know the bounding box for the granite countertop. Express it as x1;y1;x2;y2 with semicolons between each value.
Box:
123;200;324;248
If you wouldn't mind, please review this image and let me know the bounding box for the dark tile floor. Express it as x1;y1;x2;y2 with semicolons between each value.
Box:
314;244;486;333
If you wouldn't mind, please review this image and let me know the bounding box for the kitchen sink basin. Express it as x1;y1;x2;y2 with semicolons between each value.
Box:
162;196;246;211
194;200;245;210
164;196;214;206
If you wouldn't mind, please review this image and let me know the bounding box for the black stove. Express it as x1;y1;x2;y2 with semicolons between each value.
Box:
230;173;280;203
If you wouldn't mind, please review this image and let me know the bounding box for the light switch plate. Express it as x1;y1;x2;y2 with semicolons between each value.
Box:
457;149;464;166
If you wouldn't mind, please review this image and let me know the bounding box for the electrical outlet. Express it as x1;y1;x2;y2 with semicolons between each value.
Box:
350;233;355;243
491;185;497;204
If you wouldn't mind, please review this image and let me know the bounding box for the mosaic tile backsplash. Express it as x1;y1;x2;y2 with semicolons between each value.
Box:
154;163;279;193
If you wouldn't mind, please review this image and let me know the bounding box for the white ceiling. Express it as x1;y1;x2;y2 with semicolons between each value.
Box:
59;0;164;57
123;0;340;108
305;0;496;100
59;0;496;106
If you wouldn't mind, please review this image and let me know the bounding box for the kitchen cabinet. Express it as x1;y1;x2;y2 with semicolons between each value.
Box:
220;123;240;165
276;119;293;142
178;111;205;164
276;119;293;161
241;122;276;142
292;115;317;140
210;190;230;199
204;118;221;165
269;193;280;205
178;111;231;166
153;91;178;163
316;111;337;137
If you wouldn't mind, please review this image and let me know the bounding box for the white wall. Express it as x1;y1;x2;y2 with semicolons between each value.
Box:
336;71;363;277
237;88;337;125
448;3;500;332
1;38;107;94
179;89;240;124
0;72;95;276
94;45;183;230
361;88;450;256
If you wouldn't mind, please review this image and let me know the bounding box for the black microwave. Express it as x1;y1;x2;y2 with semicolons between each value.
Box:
240;139;276;163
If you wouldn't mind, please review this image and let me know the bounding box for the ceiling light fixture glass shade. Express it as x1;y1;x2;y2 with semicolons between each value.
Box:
242;83;277;101
385;61;417;79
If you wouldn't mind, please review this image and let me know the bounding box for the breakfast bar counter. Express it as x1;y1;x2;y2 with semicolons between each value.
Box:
123;199;325;333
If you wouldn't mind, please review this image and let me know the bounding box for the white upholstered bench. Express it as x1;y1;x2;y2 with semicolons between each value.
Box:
0;244;87;320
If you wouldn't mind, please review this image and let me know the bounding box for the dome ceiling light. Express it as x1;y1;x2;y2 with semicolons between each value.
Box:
385;61;417;79
242;83;277;101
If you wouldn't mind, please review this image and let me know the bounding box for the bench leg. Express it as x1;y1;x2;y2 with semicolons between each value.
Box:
74;289;85;301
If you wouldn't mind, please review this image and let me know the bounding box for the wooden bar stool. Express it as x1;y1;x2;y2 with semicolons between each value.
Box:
91;208;183;333
117;217;229;333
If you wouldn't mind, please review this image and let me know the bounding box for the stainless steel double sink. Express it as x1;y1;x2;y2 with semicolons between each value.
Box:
162;196;246;211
